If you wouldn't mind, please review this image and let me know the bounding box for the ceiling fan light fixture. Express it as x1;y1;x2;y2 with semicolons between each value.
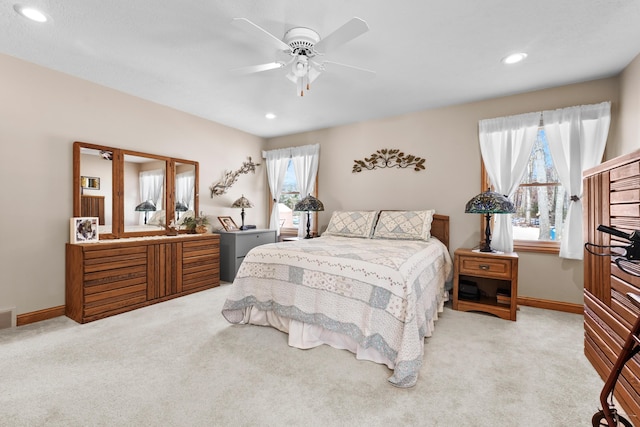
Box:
293;55;309;77
502;52;528;65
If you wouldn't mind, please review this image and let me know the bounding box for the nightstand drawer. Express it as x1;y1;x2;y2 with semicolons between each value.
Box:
216;229;276;282
459;256;512;280
236;232;276;257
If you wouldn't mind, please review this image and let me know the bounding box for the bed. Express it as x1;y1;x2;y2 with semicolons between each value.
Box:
221;210;452;387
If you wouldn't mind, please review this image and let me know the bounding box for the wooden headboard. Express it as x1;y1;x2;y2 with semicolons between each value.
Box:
431;214;449;249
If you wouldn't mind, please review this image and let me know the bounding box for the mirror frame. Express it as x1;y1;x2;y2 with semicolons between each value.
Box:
73;141;199;239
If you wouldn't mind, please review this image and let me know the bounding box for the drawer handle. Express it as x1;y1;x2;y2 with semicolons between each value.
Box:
479;264;490;270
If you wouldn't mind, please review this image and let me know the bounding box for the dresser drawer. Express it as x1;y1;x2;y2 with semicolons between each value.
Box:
459;255;512;280
236;231;276;257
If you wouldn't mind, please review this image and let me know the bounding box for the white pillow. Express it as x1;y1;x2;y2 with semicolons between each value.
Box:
372;210;435;241
147;210;166;226
323;211;379;238
177;210;194;225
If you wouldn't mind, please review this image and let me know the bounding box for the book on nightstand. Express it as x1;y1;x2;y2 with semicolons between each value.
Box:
496;288;511;305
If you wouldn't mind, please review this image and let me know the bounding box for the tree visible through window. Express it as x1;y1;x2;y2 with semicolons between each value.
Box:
511;128;568;242
277;160;301;231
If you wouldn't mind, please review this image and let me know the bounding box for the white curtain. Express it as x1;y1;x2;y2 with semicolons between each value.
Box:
543;101;610;259
291;144;320;238
263;147;291;236
139;169;165;224
176;170;195;209
479;112;540;252
139;169;164;205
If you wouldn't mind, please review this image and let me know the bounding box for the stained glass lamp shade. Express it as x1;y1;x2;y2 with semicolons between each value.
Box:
135;200;156;225
293;194;324;239
465;189;515;253
231;195;254;230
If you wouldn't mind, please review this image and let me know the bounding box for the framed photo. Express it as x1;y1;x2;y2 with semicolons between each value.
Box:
218;216;238;231
70;217;99;243
81;176;100;190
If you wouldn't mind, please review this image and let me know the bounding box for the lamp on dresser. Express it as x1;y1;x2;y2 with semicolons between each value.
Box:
135;200;156;225
464;188;515;253
231;195;253;230
294;194;324;239
175;201;188;220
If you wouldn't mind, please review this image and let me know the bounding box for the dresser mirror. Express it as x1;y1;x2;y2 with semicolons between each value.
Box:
123;153;167;233
73;141;199;239
77;147;114;232
175;161;197;222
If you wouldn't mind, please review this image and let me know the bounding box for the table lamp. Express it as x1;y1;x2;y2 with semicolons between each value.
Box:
294;194;324;239
135;200;156;225
175;201;188;220
465;188;515;252
231;195;253;230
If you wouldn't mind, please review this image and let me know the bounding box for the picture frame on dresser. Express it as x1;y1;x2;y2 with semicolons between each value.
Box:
218;216;238;231
70;217;99;243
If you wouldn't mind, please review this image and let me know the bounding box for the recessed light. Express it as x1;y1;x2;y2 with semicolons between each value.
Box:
502;52;527;65
14;5;48;22
265;113;277;120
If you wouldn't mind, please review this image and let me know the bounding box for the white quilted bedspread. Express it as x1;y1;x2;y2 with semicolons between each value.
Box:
222;235;453;387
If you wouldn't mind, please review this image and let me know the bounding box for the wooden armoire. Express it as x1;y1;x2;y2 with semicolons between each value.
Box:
584;149;640;423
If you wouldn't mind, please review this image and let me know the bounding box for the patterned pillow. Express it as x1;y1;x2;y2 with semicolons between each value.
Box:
323;211;379;238
372;210;435;241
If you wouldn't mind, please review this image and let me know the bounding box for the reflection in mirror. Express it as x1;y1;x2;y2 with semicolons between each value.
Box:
175;162;196;225
74;141;199;240
123;154;167;233
80;148;113;234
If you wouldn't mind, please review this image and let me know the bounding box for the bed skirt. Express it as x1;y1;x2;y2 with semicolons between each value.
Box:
237;296;446;373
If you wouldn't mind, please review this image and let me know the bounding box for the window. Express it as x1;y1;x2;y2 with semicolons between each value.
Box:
483;128;566;253
277;160;302;232
273;160;319;236
512;128;567;242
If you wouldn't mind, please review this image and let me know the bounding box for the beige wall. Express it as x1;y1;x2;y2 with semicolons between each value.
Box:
266;78;622;305
0;53;267;315
615;53;640;159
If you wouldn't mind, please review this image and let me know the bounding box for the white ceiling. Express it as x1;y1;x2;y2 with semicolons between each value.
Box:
2;1;640;138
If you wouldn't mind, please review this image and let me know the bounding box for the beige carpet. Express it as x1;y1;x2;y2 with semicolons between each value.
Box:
0;284;606;426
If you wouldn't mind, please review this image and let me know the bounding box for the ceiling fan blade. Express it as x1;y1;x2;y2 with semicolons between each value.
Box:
313;17;369;53
232;62;284;75
308;66;321;84
321;60;376;78
232;18;291;52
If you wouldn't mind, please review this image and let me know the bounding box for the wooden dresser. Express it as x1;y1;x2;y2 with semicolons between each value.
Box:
584;149;640;423
66;234;220;323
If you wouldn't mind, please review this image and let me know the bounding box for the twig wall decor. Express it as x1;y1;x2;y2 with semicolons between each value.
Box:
210;157;260;197
352;149;426;173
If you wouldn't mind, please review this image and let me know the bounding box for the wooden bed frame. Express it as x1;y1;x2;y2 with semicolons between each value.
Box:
431;214;450;249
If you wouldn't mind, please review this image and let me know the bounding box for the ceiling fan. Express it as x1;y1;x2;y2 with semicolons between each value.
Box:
231;17;375;96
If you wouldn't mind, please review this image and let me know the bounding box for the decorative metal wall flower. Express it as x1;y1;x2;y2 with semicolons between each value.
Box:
352;149;425;173
210;157;260;197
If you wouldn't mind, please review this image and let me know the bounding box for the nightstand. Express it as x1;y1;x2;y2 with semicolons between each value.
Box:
215;229;276;282
453;248;518;321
